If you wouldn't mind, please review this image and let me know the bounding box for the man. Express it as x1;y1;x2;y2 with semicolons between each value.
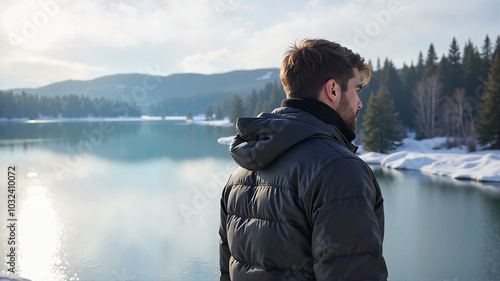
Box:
219;39;388;280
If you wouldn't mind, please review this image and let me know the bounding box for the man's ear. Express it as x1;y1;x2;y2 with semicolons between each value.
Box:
318;79;340;109
325;79;339;103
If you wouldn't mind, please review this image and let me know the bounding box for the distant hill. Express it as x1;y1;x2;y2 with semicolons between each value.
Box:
9;68;281;106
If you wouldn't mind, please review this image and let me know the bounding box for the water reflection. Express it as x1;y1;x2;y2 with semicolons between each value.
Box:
371;165;500;280
483;196;500;277
17;170;72;281
2;149;232;280
0;121;235;162
372;164;500;197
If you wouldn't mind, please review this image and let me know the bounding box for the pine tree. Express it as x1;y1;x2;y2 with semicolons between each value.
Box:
437;55;454;96
205;105;213;121
448;37;463;90
229;95;245;123
400;63;410;86
423;44;438;79
244;89;258;116
359;62;380;112
477;54;500;149
361;87;402;153
268;80;284;110
462;40;482;97
494;36;500;60
449;37;462;66
480;35;493;78
378;59;408;127
215;105;224;120
400;62;419;129
253;100;262;117
416;52;425;81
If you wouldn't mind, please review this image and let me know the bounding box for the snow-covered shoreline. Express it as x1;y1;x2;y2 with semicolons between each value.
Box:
0;115;234;127
0;115;183;122
218;135;500;183
358;137;500;183
217;136;234;145
186;117;233;127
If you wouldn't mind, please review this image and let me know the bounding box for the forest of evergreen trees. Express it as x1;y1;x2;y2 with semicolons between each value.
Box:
358;34;500;151
226;80;285;123
0;91;142;119
223;34;500;151
182;80;285;123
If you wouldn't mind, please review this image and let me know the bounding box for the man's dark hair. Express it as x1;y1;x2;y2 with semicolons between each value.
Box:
280;38;371;99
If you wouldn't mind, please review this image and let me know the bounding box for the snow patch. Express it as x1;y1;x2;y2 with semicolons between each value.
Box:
217;136;234;145
187;118;233;127
357;137;500;182
218;135;500;183
186;115;233;127
256;71;274;80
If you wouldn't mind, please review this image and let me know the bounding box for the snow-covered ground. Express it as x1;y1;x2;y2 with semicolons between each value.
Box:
0;115;233;127
358;137;500;183
218;134;500;183
186;115;232;127
0;115;186;122
217;136;234;145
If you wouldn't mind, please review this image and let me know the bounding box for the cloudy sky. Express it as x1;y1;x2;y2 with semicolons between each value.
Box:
0;0;498;90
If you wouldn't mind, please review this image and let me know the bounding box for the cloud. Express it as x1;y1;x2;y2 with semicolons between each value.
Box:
179;48;237;74
0;0;498;89
177;1;370;73
1;0;232;51
0;50;104;86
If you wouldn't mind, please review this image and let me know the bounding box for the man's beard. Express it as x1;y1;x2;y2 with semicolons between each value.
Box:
337;94;359;132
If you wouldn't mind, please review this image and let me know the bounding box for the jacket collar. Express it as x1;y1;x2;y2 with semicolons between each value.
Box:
231;106;359;171
281;98;357;143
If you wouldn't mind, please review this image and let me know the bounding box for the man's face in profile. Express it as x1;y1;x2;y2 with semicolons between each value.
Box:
337;68;363;132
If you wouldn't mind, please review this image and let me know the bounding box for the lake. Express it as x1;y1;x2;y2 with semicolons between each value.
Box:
1;120;499;281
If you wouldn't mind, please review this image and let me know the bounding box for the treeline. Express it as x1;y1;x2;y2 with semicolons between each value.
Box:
360;34;500;151
0;91;142;119
214;80;285;123
149;91;237;117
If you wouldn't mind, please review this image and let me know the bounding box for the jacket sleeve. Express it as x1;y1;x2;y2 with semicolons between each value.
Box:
307;158;388;280
219;186;231;281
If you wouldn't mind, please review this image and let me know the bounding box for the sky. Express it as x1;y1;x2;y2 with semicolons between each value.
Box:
0;0;499;90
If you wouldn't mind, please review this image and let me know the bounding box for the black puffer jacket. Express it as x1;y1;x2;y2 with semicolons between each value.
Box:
219;99;387;281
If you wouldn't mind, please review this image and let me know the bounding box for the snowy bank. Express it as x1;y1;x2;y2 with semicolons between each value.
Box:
358;137;500;182
0;115;234;127
187;119;232;127
0;115;185;122
184;114;233;127
218;136;234;145
218;135;500;183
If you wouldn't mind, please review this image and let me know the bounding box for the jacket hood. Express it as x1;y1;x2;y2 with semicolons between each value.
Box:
230;107;357;171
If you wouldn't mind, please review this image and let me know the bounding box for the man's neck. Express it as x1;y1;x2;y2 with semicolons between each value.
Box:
281;97;356;142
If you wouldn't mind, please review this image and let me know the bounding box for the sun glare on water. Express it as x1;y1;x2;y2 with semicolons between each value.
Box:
16;171;77;281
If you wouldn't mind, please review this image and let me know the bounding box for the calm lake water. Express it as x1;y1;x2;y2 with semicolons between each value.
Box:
1;120;499;281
